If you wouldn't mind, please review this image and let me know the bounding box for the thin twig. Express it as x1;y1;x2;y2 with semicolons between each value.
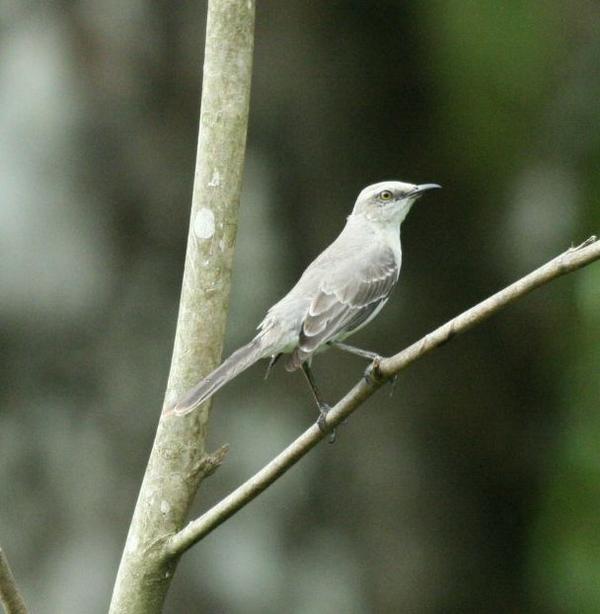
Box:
0;548;27;614
167;236;600;556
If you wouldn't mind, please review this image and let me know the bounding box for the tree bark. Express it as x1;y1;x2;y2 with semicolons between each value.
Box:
0;548;28;614
109;1;255;612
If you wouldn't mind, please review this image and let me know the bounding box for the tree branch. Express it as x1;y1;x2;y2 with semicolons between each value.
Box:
0;547;27;614
167;235;600;556
109;1;255;612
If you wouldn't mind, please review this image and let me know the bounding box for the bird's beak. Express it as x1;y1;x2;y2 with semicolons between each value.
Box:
413;183;442;196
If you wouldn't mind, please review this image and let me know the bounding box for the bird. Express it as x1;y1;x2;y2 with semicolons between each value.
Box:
168;180;440;428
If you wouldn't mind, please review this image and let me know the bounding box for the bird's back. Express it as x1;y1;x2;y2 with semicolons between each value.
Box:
258;216;401;364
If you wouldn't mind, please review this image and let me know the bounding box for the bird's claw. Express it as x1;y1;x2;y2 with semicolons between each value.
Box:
317;403;336;444
363;357;383;386
363;358;397;396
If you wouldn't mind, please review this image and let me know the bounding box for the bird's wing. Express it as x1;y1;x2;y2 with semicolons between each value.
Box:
286;246;399;370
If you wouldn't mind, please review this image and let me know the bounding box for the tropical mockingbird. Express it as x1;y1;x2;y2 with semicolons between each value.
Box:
168;180;440;429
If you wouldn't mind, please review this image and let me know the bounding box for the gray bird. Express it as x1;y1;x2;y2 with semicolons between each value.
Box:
169;180;440;426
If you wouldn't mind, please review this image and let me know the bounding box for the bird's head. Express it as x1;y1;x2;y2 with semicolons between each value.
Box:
351;180;441;225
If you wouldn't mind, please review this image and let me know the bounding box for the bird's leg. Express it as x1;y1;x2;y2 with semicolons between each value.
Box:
301;362;336;443
331;341;396;391
330;341;381;362
264;353;282;380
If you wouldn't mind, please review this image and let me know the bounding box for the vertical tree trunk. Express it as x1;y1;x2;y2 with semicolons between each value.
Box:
0;548;28;614
109;1;255;612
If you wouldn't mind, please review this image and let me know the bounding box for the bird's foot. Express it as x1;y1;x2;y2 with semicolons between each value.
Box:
363;358;397;395
363;357;384;386
316;403;336;444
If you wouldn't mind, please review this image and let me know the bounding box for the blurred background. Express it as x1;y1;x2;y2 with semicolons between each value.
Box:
1;2;599;612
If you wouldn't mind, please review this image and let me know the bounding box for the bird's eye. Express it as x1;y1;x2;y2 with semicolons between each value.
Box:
379;190;393;201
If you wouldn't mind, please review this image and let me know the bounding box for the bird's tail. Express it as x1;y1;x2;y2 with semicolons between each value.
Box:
166;338;266;416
